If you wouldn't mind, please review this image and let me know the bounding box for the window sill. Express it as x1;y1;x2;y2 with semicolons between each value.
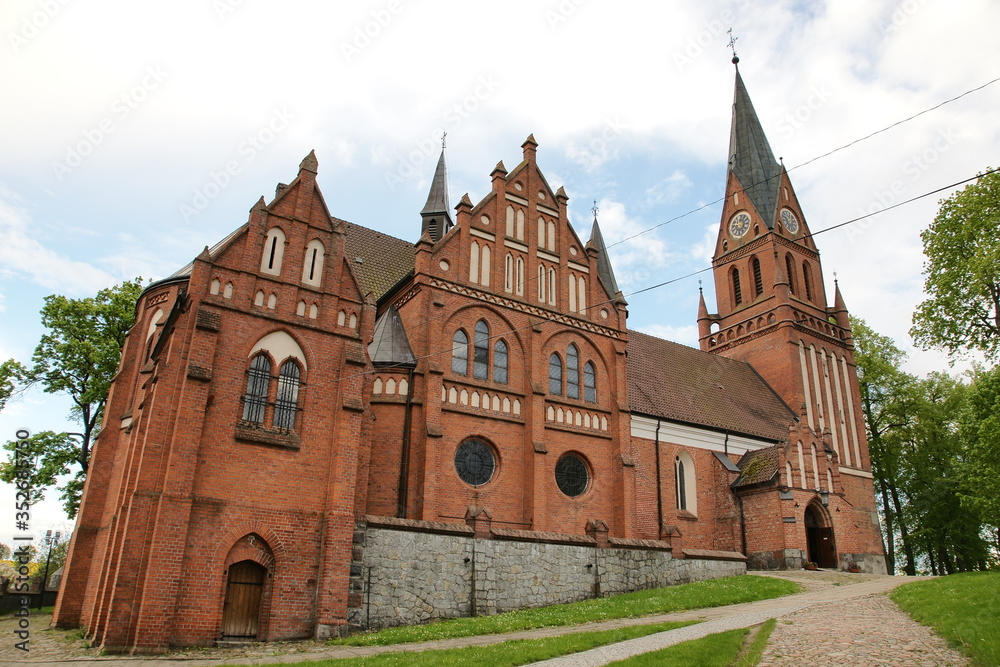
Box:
235;423;300;450
676;510;698;521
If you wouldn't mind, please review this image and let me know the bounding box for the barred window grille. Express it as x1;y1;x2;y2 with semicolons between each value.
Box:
242;355;271;424
452;330;469;375
274;361;301;430
455;439;496;487
493;340;508;384
473;320;489;380
549;353;562;395
584;362;596;403
555;453;588;497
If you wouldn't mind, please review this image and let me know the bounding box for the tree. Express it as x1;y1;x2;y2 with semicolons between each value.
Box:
853;316;919;574
0;279;144;517
958;364;1000;556
911;168;1000;360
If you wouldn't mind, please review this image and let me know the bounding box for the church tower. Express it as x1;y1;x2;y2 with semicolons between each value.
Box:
700;61;887;573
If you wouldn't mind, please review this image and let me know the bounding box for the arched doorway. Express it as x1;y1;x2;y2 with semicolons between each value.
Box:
804;502;837;568
221;560;266;639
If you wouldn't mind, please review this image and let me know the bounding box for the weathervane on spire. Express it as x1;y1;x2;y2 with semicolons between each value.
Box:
727;28;739;65
441;131;447;150
592;199;599;218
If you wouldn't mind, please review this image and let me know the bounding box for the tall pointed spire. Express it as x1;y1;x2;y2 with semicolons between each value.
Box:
729;70;783;229
420;146;452;242
588;204;619;298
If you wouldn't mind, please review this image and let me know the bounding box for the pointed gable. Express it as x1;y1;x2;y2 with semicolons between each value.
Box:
729;70;783;228
588;214;620;298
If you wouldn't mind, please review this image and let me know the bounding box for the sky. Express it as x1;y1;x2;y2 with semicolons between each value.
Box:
1;0;998;545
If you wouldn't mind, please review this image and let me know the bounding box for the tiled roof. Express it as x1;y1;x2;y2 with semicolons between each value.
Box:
341;221;415;300
733;445;781;487
627;329;795;441
729;70;783;228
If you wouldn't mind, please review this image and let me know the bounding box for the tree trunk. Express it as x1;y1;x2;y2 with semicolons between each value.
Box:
876;475;896;573
889;485;916;575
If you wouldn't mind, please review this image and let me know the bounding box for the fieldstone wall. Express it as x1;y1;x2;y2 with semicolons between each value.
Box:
349;518;745;630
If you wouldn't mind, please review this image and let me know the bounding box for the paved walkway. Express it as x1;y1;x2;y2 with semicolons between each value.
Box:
1;571;966;666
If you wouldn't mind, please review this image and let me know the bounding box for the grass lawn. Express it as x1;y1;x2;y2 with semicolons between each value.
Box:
607;618;777;667
225;620;698;666
334;575;798;646
891;571;1000;667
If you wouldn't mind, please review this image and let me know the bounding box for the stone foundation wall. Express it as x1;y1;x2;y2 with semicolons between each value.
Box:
349;518;746;630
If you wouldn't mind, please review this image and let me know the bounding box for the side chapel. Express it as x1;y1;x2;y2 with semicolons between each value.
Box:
52;66;886;651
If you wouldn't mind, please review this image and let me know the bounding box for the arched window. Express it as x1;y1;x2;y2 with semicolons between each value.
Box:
584;361;596;403
566;344;580;399
549;353;563;395
473;320;489;380
515;257;524;295
493;340;508;384
242;354;271;424
506;206;515;237
301;239;325;287
452;330;469;375
802;261;813;302
731;267;743;305
470;242;480;283
578;277;586;313
675;451;696;514
548;267;556;305
538;264;546;302
547;220;556;251
785;253;796;294
505;253;513;292
569;274;577;312
274;360;301;430
480;245;491;287
537;217;545;247
516;209;525;240
261;227;285;276
752;257;763;297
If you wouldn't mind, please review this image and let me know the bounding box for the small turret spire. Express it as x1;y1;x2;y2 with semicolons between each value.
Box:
420;146;453;242
588;203;620;298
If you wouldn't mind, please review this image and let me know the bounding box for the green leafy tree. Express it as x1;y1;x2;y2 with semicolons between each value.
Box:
852;316;918;574
911;169;1000;360
958;364;1000;556
0;279;144;517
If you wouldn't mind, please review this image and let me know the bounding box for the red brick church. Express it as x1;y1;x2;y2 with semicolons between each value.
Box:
52;67;886;651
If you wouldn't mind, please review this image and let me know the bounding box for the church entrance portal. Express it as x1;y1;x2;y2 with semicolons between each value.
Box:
221;560;266;639
804;503;837;568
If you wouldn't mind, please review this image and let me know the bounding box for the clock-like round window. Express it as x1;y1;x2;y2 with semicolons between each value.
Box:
729;212;751;238
780;209;799;234
555;452;590;497
455;439;496;487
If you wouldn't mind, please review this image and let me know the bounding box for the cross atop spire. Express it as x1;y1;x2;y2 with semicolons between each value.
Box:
727;28;739;65
592;199;599;218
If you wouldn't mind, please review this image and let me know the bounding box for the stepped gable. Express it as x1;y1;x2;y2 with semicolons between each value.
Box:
627;329;795;441
340;221;415;301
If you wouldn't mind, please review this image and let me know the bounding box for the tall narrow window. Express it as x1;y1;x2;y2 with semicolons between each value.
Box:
261;228;286;276
516;209;525;240
569;274;577;312
731;267;743;305
566;344;580;399
470;242;480;283
676;456;687;510
473;320;489;380
516;257;524;295
242;354;271;424
548;268;556;305
785;254;796;294
547;220;556;251
578;277;587;313
506;206;515;237
752;257;763;297
802;261;813;302
301;239;325;286
537;217;545;247
505;253;513;292
274;360;301;430
583;361;596;403
493;340;508;384
480;245;491;287
549;353;563;395
452;330;469;375
538;265;546;302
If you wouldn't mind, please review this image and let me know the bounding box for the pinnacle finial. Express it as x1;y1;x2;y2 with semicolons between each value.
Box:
727;28;739;65
592;199;599;219
442;131;447;150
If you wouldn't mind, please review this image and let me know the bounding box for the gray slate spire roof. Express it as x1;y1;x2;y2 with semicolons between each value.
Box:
588;214;619;297
368;305;416;367
420;148;452;241
729;70;783;229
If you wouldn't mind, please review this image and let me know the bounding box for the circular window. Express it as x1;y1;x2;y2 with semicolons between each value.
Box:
455;439;496;487
555;453;589;497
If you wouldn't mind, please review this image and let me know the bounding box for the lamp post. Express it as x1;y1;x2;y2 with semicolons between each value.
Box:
37;529;61;610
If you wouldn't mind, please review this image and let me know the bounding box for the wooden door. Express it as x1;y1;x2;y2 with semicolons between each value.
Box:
817;526;837;568
221;560;265;638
